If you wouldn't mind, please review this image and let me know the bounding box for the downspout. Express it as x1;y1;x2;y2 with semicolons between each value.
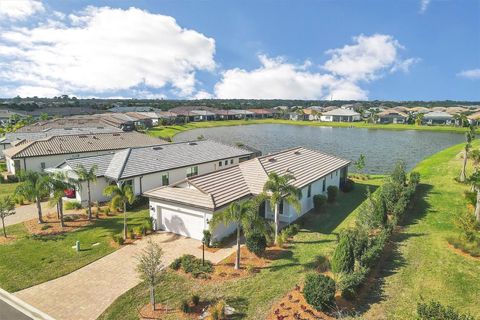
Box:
139;176;143;195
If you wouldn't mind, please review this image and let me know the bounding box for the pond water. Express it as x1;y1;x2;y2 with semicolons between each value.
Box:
174;124;465;174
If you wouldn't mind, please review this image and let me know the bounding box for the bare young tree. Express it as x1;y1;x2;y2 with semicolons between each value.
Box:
0;196;15;238
136;240;164;311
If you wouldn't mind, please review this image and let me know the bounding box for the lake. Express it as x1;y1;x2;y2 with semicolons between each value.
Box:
174;124;465;174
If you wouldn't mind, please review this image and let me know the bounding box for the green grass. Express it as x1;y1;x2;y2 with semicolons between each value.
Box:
99;177;384;320
0;208;149;292
361;141;480;319
147;119;469;140
0;182;19;197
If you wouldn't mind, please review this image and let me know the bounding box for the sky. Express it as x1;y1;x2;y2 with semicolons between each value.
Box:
0;0;478;101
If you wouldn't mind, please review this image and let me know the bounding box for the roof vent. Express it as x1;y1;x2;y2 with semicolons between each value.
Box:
268;157;276;163
188;142;197;146
152;146;163;150
113;133;120;136
78;135;87;138
294;150;301;155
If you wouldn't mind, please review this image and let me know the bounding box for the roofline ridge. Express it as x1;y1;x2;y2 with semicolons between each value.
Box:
258;146;302;159
115;148;132;180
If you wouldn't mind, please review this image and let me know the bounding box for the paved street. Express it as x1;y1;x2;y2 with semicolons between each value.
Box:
15;231;235;320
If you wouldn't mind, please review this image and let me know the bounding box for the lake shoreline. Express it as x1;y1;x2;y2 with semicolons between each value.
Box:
147;119;468;140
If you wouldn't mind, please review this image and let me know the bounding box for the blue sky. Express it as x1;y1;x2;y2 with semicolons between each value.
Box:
0;0;478;100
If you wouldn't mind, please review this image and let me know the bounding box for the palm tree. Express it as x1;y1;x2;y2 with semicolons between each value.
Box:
415;113;424;126
15;171;49;223
73;164;97;220
460;127;475;182
47;172;74;228
103;183;135;240
210;197;268;269
262;172;301;244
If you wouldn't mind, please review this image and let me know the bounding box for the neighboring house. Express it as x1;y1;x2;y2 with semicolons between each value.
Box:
377;110;408;124
423;111;454;125
247;109;275;118
467;112;480;125
320;108;361;122
303;108;322;121
145;147;350;241
3;132;164;175
289;112;309;121
49;140;257;206
108;105;154;113
190;110;217;121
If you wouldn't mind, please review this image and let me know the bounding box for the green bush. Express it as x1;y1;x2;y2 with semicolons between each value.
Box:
327;186;338;203
6;175;18;183
65;201;82;210
284;224;300;237
170;257;182;270
409;171;421;186
40;225;51;230
180;300;191;313
303;273;336;311
417;301;475;320
359;232;388;268
170;254;214;276
113;234;125;245
191;294;200;306
337;268;368;300
331;231;355;273
314;255;331;272
245;232;267;256
203;229;212;247
313;194;327;210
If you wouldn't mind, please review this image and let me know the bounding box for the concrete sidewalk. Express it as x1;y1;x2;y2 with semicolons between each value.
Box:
15;232;235;320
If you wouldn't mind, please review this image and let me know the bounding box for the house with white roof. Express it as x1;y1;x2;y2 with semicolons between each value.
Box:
144;147;350;241
320;108;361;122
49;140;257;206
423;111;454;125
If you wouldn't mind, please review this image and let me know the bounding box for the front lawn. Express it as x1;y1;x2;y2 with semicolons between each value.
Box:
0;182;19;197
0;208;150;292
99;177;383;320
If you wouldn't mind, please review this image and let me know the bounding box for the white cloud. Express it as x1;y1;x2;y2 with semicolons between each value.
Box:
457;69;480;80
0;0;44;20
420;0;431;13
0;6;216;97
215;34;416;100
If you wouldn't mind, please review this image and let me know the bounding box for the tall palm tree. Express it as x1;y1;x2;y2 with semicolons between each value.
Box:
15;171;49;223
460;127;475;182
47;172;74;228
210;197;268;269
262;172;301;244
103;183;135;240
73;164;97;220
415;113;424;126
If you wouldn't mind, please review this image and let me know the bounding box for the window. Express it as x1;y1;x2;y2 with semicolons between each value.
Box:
219;161;222;167
161;173;169;186
40;162;46;170
336;170;338;176
322;179;326;192
330;173;333;179
279;200;284;215
230;159;234;164
307;184;312;198
224;160;228;165
187;166;199;178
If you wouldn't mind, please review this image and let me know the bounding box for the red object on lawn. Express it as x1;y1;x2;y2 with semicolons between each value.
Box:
64;189;76;198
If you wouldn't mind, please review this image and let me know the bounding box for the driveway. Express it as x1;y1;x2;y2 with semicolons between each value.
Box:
15;232;236;320
5;202;51;227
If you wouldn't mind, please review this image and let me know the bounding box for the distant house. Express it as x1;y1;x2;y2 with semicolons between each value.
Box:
303;108;322;121
49;140;257;206
377;110;408;124
108;105;154;113
289;112;309;121
145;147;350;241
247;109;275;118
423;111;454;125
467;112;480;125
3;132;164;175
320;108;361;122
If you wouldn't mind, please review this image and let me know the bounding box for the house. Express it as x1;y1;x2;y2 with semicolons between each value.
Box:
3;132;164;175
467;112;480;125
423;111;454;125
49;140;257;206
303;108;322;121
108;105;154;113
320;108;361;122
377;109;408;124
145;147;350;241
289;112;309;121
247;109;275;118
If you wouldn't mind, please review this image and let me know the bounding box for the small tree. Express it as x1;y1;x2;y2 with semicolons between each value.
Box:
73;164;98;220
136;240;164;311
15;171;49;223
303;273;336;311
0;196;15;238
103;183;135;240
354;154;366;176
467;171;480;222
460;127;475;183
331;230;355;273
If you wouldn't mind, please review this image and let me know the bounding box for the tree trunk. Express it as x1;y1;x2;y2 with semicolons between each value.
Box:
460;149;468;182
150;284;155;311
475;189;480;223
56;202;60;219
2;217;6;238
123;202;128;240
36;196;43;224
234;224;241;270
274;203;279;245
59;198;65;228
87;181;92;220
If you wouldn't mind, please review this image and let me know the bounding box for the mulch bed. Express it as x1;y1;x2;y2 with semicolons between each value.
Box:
139;301;209;320
447;242;480;260
24;212;93;236
0;235;16;244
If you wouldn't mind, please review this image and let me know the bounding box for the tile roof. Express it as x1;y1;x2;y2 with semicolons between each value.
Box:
145;147;350;210
1;127;123;144
321;108;360;116
3;132;164;158
60;140;255;180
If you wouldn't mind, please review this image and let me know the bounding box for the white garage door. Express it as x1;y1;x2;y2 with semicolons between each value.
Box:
157;206;205;240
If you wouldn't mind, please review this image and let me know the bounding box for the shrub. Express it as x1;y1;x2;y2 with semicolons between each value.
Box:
113;234;125;245
6;175;18;183
180;300;191;313
359;233;387;268
246;264;256;274
337;268;368;300
134;226;142;236
40;225;51;230
277;233;285;248
331;231;355;273
65;201;82;210
63;215;74;222
314;255;331;272
283;224;300;237
409;171;421;186
171;254;214;276
245;232;267;256
313;194;327;210
191;294;200;306
104;207;111;216
327;186;338;203
447;236;480;257
128;228;135;239
341;178;355;192
170;257;182;270
203;229;212;247
417;301;475;320
146;217;154;231
303;273;336;311
390;161;407;186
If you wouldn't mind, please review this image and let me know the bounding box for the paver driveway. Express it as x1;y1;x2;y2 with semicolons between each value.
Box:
15;232;235;320
5;202;51;227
